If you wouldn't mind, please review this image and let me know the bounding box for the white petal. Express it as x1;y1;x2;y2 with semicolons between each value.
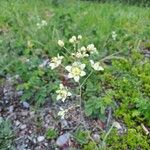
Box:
80;63;86;69
65;66;72;72
59;84;64;89
68;73;73;78
56;95;61;100
90;60;94;65
50;64;56;69
68;92;72;96
98;66;104;71
60;107;63;111
56;90;60;94
72;62;78;66
61;97;66;102
80;71;86;77
74;76;80;82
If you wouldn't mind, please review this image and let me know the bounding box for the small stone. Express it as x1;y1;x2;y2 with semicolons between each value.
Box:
44;142;48;146
92;133;100;142
22;101;30;109
21;111;28;116
15;120;21;126
56;133;70;147
29;130;32;134
33;138;37;144
37;136;45;142
8;105;14;113
61;119;68;129
29;111;35;117
20;124;27;130
17;91;23;96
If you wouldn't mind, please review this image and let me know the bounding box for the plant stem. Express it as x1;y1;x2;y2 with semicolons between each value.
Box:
80;70;93;87
103;124;114;143
64;47;71;55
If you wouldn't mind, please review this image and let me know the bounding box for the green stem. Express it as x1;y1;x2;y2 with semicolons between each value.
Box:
81;70;93;87
103;124;114;143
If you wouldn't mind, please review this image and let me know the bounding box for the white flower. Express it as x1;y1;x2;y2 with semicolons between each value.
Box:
65;62;86;82
37;23;41;29
71;51;88;59
87;44;98;54
72;36;76;41
80;46;86;52
58;107;68;119
49;54;64;69
78;35;82;40
58;40;64;47
56;84;72;102
112;31;117;40
69;36;77;44
41;20;47;26
37;20;47;29
90;60;104;71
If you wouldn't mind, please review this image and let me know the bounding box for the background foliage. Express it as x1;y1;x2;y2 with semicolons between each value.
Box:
0;0;150;149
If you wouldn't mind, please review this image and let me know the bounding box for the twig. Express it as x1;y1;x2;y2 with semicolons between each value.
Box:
106;107;112;128
141;123;149;135
99;50;124;62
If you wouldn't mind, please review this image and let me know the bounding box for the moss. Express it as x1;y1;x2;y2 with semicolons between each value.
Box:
107;129;150;150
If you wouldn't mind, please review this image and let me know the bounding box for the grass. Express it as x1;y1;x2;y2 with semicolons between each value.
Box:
0;0;150;149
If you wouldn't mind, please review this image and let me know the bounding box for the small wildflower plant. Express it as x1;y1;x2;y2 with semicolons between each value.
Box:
49;35;104;119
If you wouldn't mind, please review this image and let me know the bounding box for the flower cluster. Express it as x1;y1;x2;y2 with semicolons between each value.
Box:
69;35;82;44
58;107;68;119
56;84;72;102
87;44;98;54
49;54;64;69
37;20;48;29
90;60;104;71
112;31;117;40
49;35;104;119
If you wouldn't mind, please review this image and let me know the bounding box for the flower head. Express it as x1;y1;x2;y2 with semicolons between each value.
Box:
58;107;68;119
87;44;98;54
41;20;47;26
80;46;86;52
49;54;64;69
90;60;104;71
78;35;82;40
112;31;117;40
56;84;72;102
37;20;47;29
71;51;89;59
65;62;86;82
69;36;77;44
58;40;64;47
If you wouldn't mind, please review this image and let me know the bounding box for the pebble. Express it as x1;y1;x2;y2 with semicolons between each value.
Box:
0;117;3;123
33;138;37;144
92;133;100;142
44;142;48;146
56;133;70;147
20;124;27;130
61;119;68;128
21;111;28;116
15;120;21;126
37;136;45;142
8;105;14;113
17;91;23;96
22;101;30;109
